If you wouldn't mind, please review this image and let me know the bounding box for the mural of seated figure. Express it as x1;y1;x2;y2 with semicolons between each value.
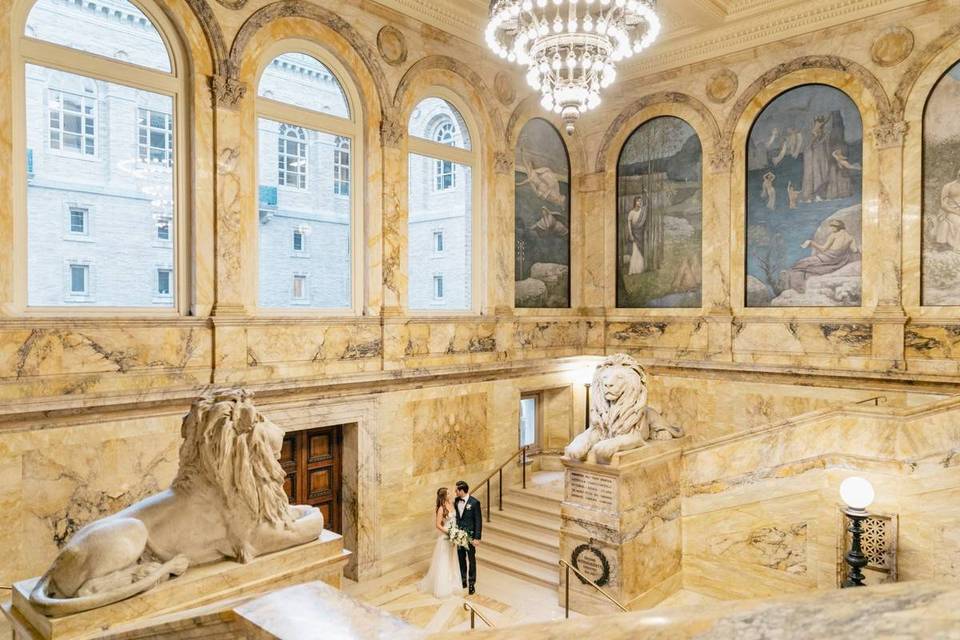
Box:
564;353;683;465
29;390;324;617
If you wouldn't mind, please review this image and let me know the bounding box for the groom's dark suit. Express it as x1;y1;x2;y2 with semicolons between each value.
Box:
455;495;482;589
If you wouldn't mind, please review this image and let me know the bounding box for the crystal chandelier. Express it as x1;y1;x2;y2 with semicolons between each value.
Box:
486;0;660;134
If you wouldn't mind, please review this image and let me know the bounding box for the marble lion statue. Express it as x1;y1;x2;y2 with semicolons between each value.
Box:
29;390;324;617
564;354;683;464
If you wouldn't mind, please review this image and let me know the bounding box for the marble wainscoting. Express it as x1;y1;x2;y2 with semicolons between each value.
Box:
0;320;211;411
680;393;960;600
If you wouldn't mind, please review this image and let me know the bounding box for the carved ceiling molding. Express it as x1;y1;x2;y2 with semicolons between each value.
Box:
595;92;721;174
721;55;893;148
893;18;960;119
370;0;484;35
228;0;391;112
213;0;247;9
616;0;923;80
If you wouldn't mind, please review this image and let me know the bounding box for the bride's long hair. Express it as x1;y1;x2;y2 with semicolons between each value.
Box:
435;487;450;518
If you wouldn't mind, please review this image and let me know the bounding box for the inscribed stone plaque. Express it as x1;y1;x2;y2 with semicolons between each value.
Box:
568;470;617;509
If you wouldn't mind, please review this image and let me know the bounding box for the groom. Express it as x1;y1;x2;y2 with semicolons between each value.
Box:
454;480;482;594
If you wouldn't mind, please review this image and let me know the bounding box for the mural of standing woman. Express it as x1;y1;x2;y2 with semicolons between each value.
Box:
515;118;571;308
617;116;702;308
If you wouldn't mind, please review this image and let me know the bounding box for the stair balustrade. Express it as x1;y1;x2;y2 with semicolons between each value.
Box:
559;559;628;618
463;601;495;629
472;446;529;523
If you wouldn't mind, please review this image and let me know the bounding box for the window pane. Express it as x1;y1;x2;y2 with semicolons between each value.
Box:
408;153;472;310
25;0;172;72
27;64;175;307
258;53;350;119
70;208;86;233
157;269;171;295
408;98;471;150
258;118;351;309
70;265;86;293
519;397;537;447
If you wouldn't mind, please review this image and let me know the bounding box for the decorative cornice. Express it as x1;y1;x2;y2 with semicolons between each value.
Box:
872;120;909;150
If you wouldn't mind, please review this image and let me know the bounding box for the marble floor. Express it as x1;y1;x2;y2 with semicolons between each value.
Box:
343;559;576;632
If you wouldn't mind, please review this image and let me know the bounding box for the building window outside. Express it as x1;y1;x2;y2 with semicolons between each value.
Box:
138;108;173;167
48;88;96;156
292;274;307;301
433;274;444;300
68;206;88;235
433;120;456;191
333;136;350;196
433;230;444;254
278;124;307;189
519;395;539;448
69;263;88;294
156;268;171;296
293;229;304;252
156;217;171;241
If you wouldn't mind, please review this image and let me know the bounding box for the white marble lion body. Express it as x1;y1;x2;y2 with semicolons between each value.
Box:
564;354;683;464
29;390;324;617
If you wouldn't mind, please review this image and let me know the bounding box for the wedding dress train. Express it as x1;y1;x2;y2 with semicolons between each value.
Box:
418;513;462;599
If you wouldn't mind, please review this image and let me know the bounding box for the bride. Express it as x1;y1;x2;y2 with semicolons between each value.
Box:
418;487;462;598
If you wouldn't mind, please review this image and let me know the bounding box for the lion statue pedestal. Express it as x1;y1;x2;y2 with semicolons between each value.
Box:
2;391;350;640
559;355;685;614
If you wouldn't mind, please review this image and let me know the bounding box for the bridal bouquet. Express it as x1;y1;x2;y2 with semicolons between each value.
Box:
447;525;472;549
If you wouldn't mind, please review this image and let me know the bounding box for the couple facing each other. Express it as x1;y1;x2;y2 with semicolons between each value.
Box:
418;480;483;598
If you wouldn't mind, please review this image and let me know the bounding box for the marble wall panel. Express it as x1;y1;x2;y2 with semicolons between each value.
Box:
606;319;709;360
409;392;489;476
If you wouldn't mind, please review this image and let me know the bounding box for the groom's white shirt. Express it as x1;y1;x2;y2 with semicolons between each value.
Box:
457;494;470;517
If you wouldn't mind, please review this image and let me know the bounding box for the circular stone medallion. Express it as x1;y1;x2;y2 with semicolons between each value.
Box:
870;26;914;67
706;69;738;104
494;72;516;106
377;26;408;66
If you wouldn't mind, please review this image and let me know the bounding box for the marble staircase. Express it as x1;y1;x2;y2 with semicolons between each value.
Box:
481;471;563;589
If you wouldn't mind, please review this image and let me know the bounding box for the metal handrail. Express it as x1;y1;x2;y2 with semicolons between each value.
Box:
471;446;529;523
559;559;628;618
855;396;887;406
463;601;495;628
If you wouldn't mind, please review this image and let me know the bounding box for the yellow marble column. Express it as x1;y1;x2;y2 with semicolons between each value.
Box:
379;115;407;317
705;149;734;362
579;171;607;316
491;151;515;316
870;121;909;371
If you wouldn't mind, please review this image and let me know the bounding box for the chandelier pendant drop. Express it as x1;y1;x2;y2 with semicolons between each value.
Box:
486;0;660;135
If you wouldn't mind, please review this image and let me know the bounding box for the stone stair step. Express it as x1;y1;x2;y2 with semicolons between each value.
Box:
480;547;560;589
482;530;560;567
502;491;562;516
483;521;560;553
487;506;561;532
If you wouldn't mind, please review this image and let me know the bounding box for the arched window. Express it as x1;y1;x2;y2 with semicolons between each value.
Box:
19;0;184;309
922;61;960;306
256;51;359;310
432;120;457;191
744;84;862;308
616;116;702;308
407;97;475;311
278;124;307;189
515;118;571;308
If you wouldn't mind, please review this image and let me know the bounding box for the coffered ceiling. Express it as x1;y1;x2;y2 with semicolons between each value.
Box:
372;0;927;77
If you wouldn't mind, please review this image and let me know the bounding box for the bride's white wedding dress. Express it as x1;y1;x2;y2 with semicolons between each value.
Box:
418;512;462;598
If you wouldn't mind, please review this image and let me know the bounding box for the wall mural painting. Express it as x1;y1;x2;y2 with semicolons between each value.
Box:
616;116;702;308
745;85;863;307
515;118;571;308
923;61;960;306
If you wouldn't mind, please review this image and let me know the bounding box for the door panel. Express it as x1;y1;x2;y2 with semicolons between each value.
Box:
285;425;342;534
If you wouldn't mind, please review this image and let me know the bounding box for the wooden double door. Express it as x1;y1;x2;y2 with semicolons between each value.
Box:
279;425;342;534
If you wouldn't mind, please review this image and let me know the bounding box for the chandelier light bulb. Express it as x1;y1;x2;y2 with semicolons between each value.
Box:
488;0;660;134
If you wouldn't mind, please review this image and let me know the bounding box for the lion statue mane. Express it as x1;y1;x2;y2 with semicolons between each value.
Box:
564;354;683;465
29;390;324;617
